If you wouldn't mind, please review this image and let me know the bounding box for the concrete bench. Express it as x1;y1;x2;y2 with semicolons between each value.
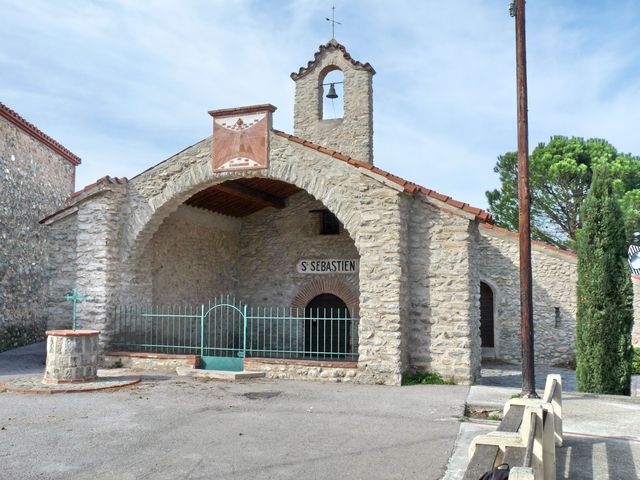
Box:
463;375;562;480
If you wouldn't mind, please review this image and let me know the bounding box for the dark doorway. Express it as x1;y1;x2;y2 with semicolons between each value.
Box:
480;282;495;348
304;294;351;359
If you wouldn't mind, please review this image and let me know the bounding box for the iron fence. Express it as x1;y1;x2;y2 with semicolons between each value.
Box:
110;297;358;363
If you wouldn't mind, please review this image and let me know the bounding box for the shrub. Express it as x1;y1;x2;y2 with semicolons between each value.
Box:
576;166;634;395
0;321;47;353
632;348;640;375
402;371;455;385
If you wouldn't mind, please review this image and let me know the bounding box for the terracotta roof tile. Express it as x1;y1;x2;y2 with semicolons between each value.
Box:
0;101;81;166
447;198;466;209
40;176;128;224
272;129;493;223
69;175;128;198
291;39;376;81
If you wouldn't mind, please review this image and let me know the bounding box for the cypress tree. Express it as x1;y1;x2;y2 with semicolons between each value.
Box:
576;165;634;394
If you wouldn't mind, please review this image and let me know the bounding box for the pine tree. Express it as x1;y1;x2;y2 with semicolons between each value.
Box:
576;166;634;394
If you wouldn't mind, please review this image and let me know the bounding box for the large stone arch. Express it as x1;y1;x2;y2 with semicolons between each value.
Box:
114;133;407;385
124;134;382;264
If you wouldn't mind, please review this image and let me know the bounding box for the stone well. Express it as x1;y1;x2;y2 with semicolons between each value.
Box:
43;329;100;384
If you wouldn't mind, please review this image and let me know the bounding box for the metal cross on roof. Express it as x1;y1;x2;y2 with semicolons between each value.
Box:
326;5;341;39
65;288;86;331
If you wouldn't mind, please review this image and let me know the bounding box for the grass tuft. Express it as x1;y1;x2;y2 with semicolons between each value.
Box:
402;371;455;386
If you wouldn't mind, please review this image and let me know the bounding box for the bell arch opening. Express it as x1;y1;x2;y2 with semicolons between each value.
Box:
320;67;344;120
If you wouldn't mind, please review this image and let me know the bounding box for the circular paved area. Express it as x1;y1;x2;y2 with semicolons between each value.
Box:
2;373;141;394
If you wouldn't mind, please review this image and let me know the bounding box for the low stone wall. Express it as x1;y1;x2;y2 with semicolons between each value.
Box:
244;358;359;383
103;352;199;371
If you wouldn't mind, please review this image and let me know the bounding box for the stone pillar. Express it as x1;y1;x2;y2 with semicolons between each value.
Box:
75;187;126;346
355;196;408;385
43;329;100;384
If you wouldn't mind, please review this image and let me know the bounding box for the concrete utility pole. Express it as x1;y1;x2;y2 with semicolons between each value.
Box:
510;0;538;398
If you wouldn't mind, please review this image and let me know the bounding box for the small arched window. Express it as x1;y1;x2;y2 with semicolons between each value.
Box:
321;69;344;120
479;282;495;348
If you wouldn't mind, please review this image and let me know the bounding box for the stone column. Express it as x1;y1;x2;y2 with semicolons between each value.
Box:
74;187;126;346
355;196;409;385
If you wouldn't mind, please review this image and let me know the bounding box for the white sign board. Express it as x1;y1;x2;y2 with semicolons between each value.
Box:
297;259;359;274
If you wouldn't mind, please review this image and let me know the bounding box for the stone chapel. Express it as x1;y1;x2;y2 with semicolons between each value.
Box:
39;40;640;386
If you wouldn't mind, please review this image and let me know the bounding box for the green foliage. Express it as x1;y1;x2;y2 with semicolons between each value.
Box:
632;348;640;375
111;359;124;369
576;166;634;395
402;371;455;385
486;136;640;250
0;322;46;353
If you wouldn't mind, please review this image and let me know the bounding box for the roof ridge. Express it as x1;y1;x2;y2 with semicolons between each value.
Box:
40;175;128;224
291;40;376;81
479;223;577;258
272;130;492;223
69;175;128;199
0;101;81;166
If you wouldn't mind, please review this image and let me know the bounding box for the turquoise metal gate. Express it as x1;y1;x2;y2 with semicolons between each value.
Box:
200;302;246;371
111;296;358;370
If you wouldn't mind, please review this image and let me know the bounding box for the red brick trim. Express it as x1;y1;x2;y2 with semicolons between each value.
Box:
291;39;376;80
2;377;141;395
245;357;357;369
291;278;359;316
208;104;277;117
0;101;81;166
46;329;100;337
272;130;493;223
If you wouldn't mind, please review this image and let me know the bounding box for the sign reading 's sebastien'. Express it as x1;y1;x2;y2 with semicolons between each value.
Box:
297;259;359;274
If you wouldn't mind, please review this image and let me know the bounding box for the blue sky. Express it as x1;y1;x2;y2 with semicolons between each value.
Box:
2;0;639;209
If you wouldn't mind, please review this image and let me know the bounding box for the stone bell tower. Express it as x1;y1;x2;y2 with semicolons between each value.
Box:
291;39;375;164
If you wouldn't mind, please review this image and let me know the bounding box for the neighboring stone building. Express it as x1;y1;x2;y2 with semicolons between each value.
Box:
40;40;639;385
0;102;79;351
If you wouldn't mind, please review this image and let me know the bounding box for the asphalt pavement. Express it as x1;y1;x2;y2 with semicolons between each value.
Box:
0;343;468;480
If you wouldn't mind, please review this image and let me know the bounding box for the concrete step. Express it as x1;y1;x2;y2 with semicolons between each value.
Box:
176;367;265;380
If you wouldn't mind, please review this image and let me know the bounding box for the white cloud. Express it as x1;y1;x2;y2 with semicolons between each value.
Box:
1;0;639;210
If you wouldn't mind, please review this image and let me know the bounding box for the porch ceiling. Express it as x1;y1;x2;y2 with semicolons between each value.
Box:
184;178;302;217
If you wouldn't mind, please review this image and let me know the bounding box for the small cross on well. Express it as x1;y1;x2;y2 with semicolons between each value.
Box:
64;288;86;331
326;5;342;39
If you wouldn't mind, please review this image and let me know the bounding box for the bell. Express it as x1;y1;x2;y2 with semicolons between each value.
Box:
326;83;338;99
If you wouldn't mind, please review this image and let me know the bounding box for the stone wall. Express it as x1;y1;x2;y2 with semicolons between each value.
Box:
0;114;75;349
477;225;578;365
406;196;481;384
148;205;240;306
235;191;359;308
118;132;408;384
46;211;78;329
292;40;374;164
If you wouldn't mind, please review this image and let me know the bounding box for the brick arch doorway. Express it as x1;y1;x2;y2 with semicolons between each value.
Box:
304;293;356;361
